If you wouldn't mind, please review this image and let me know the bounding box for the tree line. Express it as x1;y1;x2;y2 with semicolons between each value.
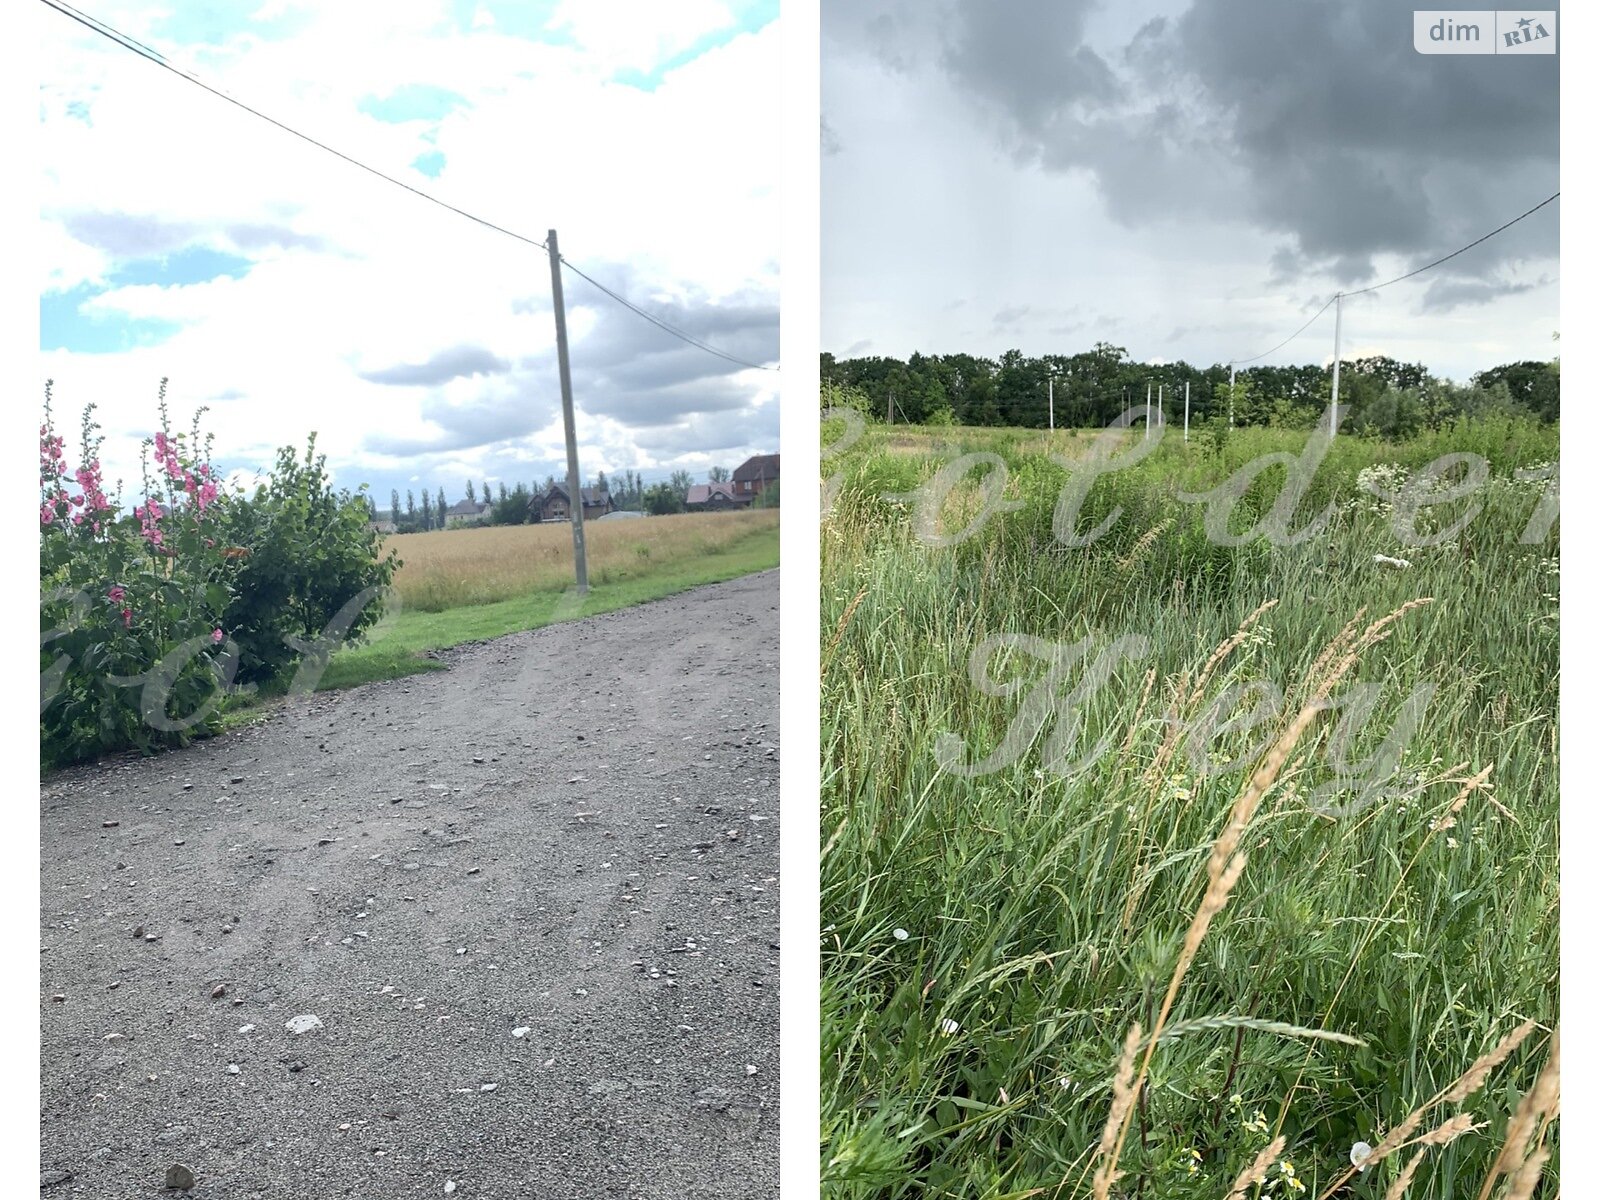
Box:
377;465;756;532
820;341;1559;436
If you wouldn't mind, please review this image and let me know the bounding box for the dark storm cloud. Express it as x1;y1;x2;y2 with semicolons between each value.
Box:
1419;274;1548;312
942;0;1120;136
823;0;941;73
359;344;513;386
872;0;1558;299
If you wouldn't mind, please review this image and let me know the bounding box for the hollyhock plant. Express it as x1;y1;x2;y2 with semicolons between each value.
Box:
42;378;399;768
40;380;239;769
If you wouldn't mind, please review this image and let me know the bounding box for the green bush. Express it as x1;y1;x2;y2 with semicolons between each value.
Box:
41;385;402;770
218;436;400;687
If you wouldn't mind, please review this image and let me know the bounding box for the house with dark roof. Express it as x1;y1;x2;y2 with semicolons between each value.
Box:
531;483;616;523
731;453;779;502
444;498;493;527
685;481;748;511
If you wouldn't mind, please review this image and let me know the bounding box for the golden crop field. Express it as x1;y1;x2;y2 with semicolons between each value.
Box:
384;508;779;611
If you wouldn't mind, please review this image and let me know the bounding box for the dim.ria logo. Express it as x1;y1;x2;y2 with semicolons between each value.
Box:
1413;11;1556;54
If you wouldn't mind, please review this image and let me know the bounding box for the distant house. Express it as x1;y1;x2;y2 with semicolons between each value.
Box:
531;483;616;523
444;498;493;528
685;482;748;511
367;519;398;535
731;453;779;502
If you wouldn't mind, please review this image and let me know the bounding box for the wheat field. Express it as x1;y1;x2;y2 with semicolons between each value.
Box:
384;508;779;611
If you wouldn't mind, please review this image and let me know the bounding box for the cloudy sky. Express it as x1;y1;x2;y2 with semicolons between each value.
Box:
823;0;1560;383
39;0;779;513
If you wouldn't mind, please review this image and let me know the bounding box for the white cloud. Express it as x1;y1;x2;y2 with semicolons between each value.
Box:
549;0;737;74
39;3;778;503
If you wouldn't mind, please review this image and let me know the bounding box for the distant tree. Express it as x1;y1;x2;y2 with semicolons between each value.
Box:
420;490;432;529
482;480;492;508
493;482;530;526
1472;360;1560;422
497;482;509;503
669;469;695;499
465;480;476;504
406;489;416;523
709;465;730;482
643;482;685;515
436;488;448;529
390;488;401;526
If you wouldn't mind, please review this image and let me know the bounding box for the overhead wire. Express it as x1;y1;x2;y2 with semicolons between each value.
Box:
1228;191;1558;366
38;0;777;371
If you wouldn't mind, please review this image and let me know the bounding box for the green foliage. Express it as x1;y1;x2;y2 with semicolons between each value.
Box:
218;435;400;687
39;381;409;771
40;385;237;769
822;347;1560;431
491;482;533;526
821;420;1558;1197
643;482;686;515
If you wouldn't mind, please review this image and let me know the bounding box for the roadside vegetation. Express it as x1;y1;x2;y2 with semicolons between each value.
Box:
40;384;779;770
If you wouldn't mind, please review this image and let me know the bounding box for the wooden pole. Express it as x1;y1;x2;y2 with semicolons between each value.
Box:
546;228;588;593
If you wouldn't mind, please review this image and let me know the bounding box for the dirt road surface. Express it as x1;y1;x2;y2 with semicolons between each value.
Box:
40;571;779;1200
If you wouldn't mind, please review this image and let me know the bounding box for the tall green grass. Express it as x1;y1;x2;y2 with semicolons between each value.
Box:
820;419;1558;1199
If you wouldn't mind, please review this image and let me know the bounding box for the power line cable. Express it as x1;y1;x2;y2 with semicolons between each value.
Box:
39;0;777;371
1229;295;1338;366
1341;191;1558;297
50;0;171;64
560;257;776;371
40;0;549;253
1228;191;1558;366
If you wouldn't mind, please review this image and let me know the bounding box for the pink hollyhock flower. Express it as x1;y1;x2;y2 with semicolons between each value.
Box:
121;607;132;628
107;585;125;603
40;506;54;525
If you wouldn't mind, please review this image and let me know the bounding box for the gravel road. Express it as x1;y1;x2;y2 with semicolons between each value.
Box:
40;571;779;1200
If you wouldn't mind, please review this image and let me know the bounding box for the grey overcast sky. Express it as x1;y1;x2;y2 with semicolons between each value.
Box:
822;0;1560;382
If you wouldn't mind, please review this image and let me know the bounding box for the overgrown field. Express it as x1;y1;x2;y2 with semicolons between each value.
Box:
820;417;1558;1199
386;508;780;612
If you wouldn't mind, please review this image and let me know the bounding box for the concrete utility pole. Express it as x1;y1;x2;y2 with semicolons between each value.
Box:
1330;292;1344;438
1145;380;1152;440
1228;363;1236;427
546;229;588;593
1157;383;1164;430
1047;368;1055;432
1184;379;1190;443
